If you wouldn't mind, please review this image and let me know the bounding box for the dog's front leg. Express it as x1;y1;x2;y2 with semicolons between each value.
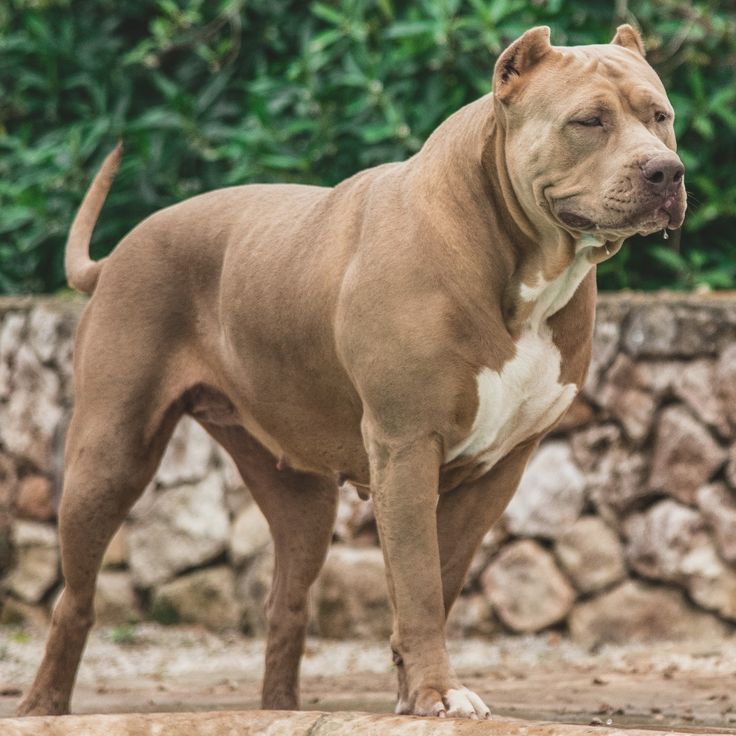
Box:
392;443;536;711
364;424;490;719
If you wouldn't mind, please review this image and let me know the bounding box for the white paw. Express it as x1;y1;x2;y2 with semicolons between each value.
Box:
434;687;491;719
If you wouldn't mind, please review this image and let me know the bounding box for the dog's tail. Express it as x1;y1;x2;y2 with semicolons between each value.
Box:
65;141;123;294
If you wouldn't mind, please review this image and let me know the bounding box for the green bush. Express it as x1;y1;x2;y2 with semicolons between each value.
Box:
0;0;734;293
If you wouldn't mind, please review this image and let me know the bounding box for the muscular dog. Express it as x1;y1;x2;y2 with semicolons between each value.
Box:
19;25;685;719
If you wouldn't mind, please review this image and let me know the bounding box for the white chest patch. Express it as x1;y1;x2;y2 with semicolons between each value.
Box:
447;249;593;471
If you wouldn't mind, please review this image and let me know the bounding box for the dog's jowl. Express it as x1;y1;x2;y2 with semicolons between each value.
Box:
19;25;685;719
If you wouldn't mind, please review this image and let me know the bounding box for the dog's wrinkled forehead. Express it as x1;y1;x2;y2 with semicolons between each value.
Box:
522;45;671;124
492;26;674;133
555;46;668;111
565;44;661;82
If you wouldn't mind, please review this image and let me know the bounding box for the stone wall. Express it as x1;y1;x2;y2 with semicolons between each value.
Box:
1;294;735;645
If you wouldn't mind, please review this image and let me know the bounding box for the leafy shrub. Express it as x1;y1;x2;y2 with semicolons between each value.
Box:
109;623;140;645
0;0;734;293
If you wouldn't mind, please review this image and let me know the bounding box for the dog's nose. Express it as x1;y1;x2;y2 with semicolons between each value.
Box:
641;154;684;191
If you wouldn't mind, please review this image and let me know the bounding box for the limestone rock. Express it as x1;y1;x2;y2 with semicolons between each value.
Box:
102;525;129;569
467;522;509;583
571;422;653;520
569;580;727;647
5;521;59;603
727;443;736;490
14;475;54;522
675;301;736;356
312;545;391;639
215;444;243;492
716;343;736;428
230;502;271;565
13;516;56;547
696;483;736;564
623;303;678;357
554;517;626;593
127;487;159;529
28;302;75;370
0;453;18;509
481;539;575;633
583;314;622;397
640;361;684;399
597;354;657;442
479;522;510;557
621;300;733;358
624;499;736;620
647;405;727;504
334;482;375;544
0;513;14;575
0;312;26;400
503;442;585;539
0;597;49;629
155;417;215;487
212;444;253;519
0;343;64;470
94;570;138;625
682;541;736;621
570;424;621;472
224;483;251;519
128;473;229;587
588;448;649;523
673;359;730;437
214;445;250;516
153;566;239;630
624;499;708;582
236;550;274;636
446;593;499;638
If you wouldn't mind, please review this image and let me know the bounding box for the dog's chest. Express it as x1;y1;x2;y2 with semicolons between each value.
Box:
446;254;591;472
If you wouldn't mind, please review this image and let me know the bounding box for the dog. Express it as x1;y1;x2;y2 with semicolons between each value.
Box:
18;24;685;719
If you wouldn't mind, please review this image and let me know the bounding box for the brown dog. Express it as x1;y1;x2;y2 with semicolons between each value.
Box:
18;25;685;719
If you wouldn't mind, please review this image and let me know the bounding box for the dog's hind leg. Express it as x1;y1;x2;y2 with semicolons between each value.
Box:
16;372;182;716
200;424;338;710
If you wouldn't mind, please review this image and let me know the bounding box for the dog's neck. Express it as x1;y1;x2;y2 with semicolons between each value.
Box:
408;95;601;335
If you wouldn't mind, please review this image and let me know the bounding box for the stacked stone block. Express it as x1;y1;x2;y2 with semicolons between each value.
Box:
1;294;735;645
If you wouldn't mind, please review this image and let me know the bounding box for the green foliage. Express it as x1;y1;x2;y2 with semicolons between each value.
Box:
10;628;30;644
109;623;139;645
150;596;181;626
0;0;734;293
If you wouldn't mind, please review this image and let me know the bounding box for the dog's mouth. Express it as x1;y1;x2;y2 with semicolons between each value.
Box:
557;190;686;238
558;212;595;230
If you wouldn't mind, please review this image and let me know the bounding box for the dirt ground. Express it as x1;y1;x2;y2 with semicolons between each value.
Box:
1;624;735;733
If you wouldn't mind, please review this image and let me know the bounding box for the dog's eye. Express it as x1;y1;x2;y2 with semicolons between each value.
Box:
654;111;669;123
575;116;603;127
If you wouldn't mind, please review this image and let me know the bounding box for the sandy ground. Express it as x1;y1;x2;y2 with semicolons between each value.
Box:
0;625;735;733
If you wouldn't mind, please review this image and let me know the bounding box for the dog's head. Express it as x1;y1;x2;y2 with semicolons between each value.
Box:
492;25;686;243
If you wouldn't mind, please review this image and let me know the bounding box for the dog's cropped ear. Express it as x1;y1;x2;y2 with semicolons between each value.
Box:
611;24;645;58
493;26;555;103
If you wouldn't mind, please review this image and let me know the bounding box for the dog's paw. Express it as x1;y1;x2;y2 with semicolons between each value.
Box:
410;685;491;719
16;695;70;717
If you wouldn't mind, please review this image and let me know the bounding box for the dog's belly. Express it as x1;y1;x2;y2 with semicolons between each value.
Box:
446;327;577;472
211;343;369;480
